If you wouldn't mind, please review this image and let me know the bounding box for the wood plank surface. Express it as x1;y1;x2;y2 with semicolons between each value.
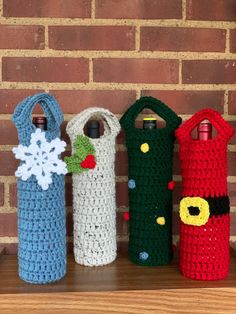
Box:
0;249;236;313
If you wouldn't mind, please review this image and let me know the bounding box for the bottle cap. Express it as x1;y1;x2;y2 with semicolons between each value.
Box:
143;118;157;129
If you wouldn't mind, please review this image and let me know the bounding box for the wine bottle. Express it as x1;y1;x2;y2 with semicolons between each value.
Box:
32;117;47;131
87;120;100;138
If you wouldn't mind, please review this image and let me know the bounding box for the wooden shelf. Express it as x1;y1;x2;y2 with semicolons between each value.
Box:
1;247;236;313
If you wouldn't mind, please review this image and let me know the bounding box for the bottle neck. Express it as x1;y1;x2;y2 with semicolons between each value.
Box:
197;122;212;140
87;120;100;139
32;117;47;131
143;118;157;130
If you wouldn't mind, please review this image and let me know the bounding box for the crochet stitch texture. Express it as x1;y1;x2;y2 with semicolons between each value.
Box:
12;93;67;284
120;96;182;266
176;108;235;280
66;107;121;266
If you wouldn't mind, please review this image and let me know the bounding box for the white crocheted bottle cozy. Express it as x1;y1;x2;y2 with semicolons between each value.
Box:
66;107;121;266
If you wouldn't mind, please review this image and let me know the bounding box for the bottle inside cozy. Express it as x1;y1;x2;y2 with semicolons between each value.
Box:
87;120;100;138
32;117;47;131
143;118;157;129
197;121;212;140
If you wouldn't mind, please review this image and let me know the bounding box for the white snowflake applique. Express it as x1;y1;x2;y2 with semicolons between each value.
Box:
13;128;67;190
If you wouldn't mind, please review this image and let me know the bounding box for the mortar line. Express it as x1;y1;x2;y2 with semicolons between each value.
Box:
0;0;3;17
224;90;229;115
44;24;49;49
89;58;93;82
91;0;96;19
225;29;230;53
1;49;236;59
179;60;182;84
1;82;236;91
136;90;141;98
182;0;187;21
135;25;140;52
3;181;10;207
0;17;235;29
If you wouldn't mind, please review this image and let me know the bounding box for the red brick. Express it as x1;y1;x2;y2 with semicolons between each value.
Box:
3;0;91;18
116;182;128;207
230;29;236;53
0;25;44;49
0;213;17;236
186;0;236;21
228;121;236;144
173;181;182;205
96;0;182;19
172;211;180;235
65;183;72;207
228;152;236;176
0;89;44;114
2;57;89;83
9;183;17;208
1;243;17;255
0;121;18;145
229;92;236;115
115;151;128;176
229;183;236;206
0;183;4;207
141;27;226;52
50;90;136;114
173;152;181;175
182;60;236;84
0;152;18;176
66;212;73;236
142;90;224;114
49;26;135;51
230;212;236;235
94;58;179;84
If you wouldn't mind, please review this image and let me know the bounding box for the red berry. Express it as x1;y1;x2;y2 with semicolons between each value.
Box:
168;180;175;190
123;212;130;221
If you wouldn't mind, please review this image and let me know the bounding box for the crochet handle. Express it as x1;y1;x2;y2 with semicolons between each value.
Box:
66;107;121;144
12;93;63;135
176;108;234;142
120;96;182;132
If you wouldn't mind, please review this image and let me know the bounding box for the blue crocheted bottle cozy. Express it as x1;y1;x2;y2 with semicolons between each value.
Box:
12;93;67;284
120;96;182;266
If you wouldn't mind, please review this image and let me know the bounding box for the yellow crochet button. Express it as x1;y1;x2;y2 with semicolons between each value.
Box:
140;143;149;153
156;217;165;225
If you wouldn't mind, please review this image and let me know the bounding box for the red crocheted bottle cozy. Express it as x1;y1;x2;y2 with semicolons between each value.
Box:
176;109;235;281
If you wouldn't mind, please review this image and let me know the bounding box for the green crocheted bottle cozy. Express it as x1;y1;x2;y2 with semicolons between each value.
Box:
120;96;182;266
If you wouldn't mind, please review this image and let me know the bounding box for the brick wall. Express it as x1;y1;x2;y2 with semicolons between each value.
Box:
0;0;236;253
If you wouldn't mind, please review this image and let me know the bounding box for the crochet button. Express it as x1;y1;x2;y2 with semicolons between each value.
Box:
128;179;136;189
139;251;149;261
140;143;149;153
156;217;165;225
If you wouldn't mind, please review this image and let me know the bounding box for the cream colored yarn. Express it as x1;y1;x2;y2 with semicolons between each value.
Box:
66;107;121;266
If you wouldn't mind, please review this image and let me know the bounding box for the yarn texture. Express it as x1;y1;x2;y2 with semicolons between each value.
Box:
66;107;120;266
176;108;235;280
12;93;67;284
120;96;182;266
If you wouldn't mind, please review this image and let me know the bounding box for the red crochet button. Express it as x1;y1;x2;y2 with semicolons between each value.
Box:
168;180;175;190
80;154;96;169
123;212;130;221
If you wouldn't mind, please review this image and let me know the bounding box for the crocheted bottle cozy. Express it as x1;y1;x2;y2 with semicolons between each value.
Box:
66;107;121;266
12;93;67;284
120;96;182;266
176;109;235;280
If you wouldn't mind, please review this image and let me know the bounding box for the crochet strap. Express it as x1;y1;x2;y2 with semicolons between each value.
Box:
120;96;182;132
13;93;63;129
66;107;121;144
12;93;63;143
176;108;234;142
